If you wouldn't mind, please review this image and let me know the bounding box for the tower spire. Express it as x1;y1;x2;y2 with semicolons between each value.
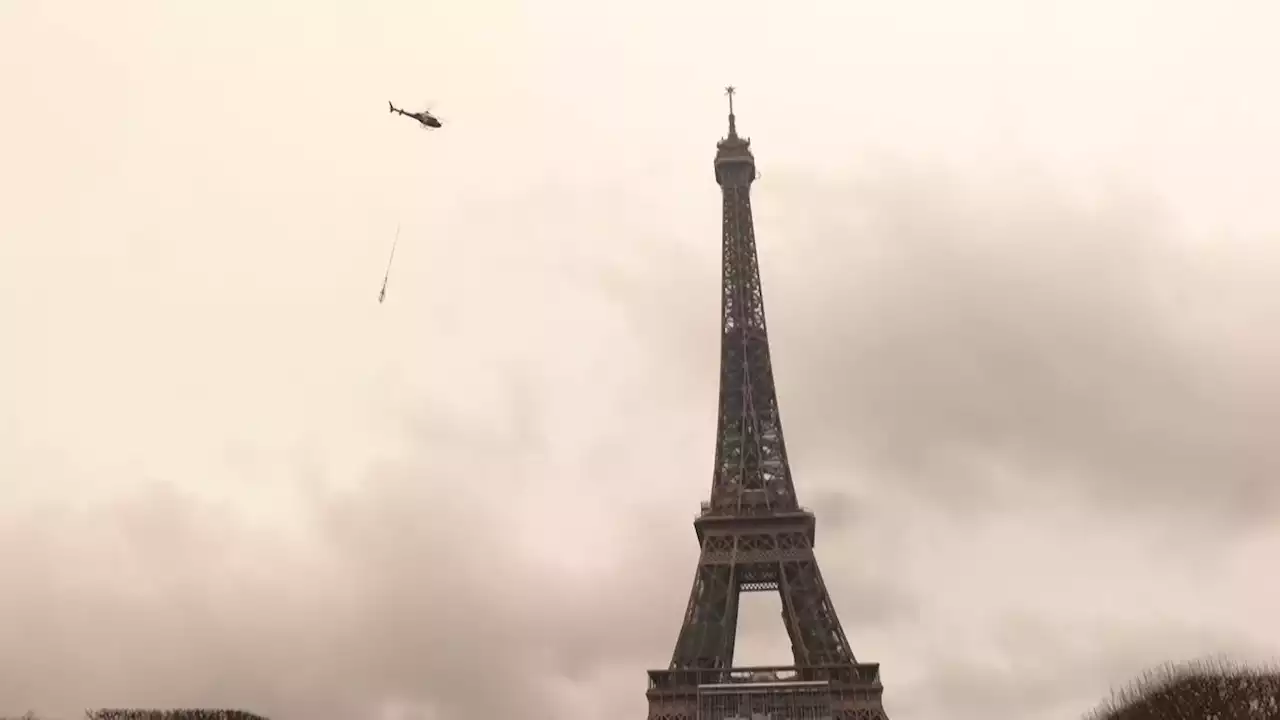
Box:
725;85;738;138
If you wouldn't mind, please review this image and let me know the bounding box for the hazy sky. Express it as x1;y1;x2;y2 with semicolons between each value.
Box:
3;1;1279;719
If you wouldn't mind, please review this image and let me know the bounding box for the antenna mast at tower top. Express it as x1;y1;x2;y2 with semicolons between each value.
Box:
724;85;738;137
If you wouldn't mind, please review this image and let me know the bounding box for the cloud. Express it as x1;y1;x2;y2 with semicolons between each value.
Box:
897;619;1267;720
574;160;1280;718
0;411;912;720
614;160;1280;527
4;143;1279;720
6;0;1280;717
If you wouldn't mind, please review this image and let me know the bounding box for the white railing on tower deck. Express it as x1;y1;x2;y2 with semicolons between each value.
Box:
697;678;835;720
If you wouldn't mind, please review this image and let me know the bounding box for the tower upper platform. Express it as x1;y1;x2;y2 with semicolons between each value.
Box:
715;86;756;187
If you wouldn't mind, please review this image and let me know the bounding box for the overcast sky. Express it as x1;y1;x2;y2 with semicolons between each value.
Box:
3;1;1279;719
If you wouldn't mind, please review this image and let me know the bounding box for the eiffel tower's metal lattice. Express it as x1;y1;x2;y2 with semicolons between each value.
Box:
644;88;890;720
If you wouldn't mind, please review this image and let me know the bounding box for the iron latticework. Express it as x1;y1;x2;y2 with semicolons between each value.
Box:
645;88;890;720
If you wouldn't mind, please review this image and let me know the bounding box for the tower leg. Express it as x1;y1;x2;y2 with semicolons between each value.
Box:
669;534;740;669
775;548;855;667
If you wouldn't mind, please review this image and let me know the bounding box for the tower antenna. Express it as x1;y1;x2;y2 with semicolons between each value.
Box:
724;85;738;137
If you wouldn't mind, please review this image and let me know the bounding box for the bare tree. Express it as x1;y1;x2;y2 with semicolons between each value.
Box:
84;707;267;712
1085;657;1280;720
7;710;272;720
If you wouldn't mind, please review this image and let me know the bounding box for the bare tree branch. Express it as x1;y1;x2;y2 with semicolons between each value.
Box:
1084;657;1280;720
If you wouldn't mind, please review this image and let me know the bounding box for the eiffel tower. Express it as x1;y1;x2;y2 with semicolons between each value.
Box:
644;88;890;720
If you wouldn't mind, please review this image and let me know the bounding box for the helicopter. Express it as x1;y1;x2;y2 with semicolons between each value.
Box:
389;101;442;129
